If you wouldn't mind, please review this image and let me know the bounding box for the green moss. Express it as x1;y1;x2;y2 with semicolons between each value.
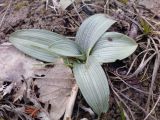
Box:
118;0;128;4
14;1;28;11
140;18;153;35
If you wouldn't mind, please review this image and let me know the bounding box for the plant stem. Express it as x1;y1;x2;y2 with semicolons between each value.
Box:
76;54;86;61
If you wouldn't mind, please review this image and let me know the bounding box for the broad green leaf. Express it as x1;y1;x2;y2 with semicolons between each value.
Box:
9;29;83;58
48;40;83;58
75;14;116;55
12;42;59;62
73;56;110;115
91;32;138;63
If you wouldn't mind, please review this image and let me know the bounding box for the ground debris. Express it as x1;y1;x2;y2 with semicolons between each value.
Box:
0;0;160;119
0;45;74;120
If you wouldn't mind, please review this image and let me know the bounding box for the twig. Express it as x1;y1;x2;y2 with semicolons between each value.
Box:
63;84;79;120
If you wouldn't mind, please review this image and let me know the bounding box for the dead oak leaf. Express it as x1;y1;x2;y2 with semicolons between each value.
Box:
0;43;40;82
0;44;74;120
34;60;74;120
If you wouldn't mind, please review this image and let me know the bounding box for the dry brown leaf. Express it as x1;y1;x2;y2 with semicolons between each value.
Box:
34;60;74;120
0;43;40;82
13;82;27;102
0;44;74;120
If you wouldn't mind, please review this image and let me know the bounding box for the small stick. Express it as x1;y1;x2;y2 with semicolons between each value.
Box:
63;84;79;120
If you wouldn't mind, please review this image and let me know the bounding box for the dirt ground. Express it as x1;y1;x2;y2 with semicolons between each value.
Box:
0;0;160;120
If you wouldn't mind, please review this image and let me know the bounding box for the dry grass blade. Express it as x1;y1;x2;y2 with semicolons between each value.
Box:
110;75;154;96
0;0;12;27
115;98;130;120
126;38;156;77
145;37;160;113
126;38;151;75
107;76;135;120
126;51;156;78
114;87;157;120
144;95;160;120
72;2;83;22
126;49;155;76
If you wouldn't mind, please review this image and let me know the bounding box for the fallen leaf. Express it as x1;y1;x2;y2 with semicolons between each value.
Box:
13;82;27;102
0;43;40;82
34;60;74;120
0;44;74;120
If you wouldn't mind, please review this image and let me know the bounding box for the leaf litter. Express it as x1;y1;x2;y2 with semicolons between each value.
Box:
0;0;160;119
0;44;74;120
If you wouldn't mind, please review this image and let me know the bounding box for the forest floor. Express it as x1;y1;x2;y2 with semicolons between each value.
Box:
0;0;160;120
